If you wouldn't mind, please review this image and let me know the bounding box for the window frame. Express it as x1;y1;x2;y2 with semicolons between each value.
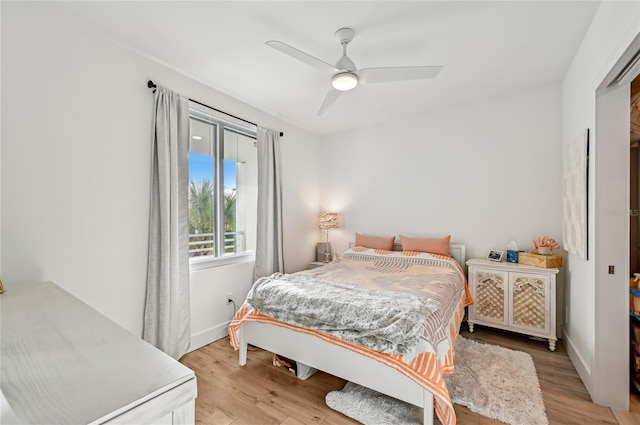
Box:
188;103;258;271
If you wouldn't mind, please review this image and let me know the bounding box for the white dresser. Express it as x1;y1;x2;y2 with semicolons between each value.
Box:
0;281;197;424
466;259;559;351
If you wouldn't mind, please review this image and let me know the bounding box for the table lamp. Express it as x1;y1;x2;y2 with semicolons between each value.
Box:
318;212;339;262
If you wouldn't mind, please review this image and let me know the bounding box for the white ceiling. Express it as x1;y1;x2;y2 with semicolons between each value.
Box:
60;1;601;136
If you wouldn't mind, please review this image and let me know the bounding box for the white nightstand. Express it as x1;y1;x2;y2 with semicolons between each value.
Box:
466;258;559;351
307;261;327;269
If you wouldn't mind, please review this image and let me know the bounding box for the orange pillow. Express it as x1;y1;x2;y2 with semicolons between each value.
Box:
400;235;451;257
355;233;395;251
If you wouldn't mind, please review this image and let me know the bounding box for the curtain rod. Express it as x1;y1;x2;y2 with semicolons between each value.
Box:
147;80;283;137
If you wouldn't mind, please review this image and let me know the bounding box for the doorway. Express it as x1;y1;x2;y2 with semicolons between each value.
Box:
629;75;640;414
593;75;630;411
595;35;640;418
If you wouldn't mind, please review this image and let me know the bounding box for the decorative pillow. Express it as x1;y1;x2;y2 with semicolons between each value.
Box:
354;233;395;251
400;235;451;257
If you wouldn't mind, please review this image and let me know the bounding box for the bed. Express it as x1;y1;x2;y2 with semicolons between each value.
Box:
228;242;472;425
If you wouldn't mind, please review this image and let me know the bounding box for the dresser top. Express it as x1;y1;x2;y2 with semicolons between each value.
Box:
1;281;195;424
466;258;560;274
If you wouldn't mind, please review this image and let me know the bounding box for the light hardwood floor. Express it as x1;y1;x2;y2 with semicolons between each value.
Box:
181;326;639;425
633;390;640;413
614;387;640;425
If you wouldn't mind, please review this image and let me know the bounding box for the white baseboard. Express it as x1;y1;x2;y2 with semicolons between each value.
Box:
562;326;593;394
188;321;230;353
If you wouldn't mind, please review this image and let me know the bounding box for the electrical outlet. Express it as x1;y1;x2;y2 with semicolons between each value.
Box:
226;292;233;303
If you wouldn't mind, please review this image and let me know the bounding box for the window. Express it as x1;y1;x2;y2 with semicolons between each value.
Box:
188;105;257;268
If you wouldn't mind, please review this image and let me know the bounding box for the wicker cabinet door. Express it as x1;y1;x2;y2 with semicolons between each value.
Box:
509;272;550;334
471;268;509;326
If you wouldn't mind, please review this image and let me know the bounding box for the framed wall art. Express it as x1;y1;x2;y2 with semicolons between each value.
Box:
562;128;589;260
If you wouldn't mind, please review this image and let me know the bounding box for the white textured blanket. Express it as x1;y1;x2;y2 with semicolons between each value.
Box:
246;272;439;357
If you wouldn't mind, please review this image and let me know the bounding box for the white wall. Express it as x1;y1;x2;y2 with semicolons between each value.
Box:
562;0;640;408
0;2;320;344
189;260;255;349
319;84;564;263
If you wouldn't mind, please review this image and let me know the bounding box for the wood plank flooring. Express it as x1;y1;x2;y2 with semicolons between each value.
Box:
613;388;640;425
180;326;636;425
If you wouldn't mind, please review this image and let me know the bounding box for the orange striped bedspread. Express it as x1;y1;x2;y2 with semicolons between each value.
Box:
228;247;473;425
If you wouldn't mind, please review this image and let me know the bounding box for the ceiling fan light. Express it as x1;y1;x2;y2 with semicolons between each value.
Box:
331;72;358;91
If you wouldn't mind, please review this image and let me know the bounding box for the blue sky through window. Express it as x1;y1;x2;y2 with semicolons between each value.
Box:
189;152;236;190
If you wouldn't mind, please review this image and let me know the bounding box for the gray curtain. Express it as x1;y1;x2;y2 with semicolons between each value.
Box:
143;85;191;360
254;126;284;279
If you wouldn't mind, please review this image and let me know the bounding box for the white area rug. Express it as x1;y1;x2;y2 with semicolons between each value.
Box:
325;336;548;425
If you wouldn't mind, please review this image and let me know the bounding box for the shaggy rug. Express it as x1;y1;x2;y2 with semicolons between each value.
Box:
325;336;548;425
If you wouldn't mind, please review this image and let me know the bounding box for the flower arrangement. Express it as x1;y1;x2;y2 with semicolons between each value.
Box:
533;236;560;254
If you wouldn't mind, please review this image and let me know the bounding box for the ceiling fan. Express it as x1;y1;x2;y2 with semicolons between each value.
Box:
266;27;443;117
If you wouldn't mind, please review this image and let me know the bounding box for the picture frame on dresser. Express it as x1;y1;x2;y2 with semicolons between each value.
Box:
487;250;503;262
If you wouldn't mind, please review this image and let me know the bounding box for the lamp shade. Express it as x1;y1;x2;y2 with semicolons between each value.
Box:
318;212;339;229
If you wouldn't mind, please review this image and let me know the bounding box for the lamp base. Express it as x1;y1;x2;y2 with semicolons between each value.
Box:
316;242;332;263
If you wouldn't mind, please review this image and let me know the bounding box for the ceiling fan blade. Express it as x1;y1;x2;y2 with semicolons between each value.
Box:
266;40;338;73
358;66;443;84
317;89;342;117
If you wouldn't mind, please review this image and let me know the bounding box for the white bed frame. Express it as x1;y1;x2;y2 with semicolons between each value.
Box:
237;243;466;425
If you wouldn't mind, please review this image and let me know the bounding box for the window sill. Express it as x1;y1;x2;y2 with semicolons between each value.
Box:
189;252;255;272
